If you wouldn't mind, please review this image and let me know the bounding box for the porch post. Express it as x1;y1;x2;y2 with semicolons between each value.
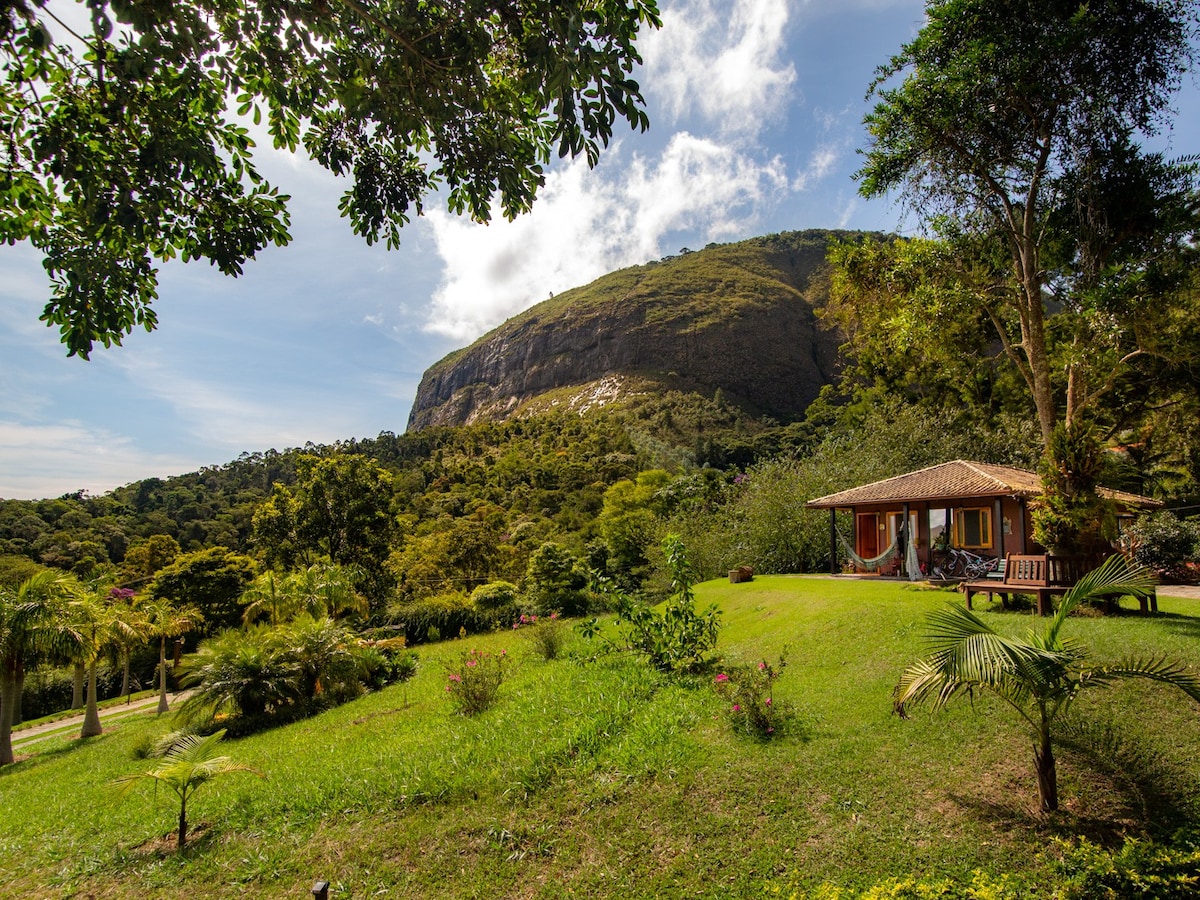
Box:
901;503;911;576
994;498;1004;560
829;509;837;575
1018;499;1029;553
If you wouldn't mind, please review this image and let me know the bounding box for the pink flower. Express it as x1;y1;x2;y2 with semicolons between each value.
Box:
758;661;766;671
466;659;477;667
765;698;772;706
767;727;774;734
715;673;729;683
448;674;462;683
732;704;741;713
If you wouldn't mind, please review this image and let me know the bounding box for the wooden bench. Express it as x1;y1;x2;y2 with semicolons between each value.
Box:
963;554;1158;616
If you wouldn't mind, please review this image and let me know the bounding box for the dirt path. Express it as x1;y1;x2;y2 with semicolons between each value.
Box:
12;692;189;748
1158;584;1200;600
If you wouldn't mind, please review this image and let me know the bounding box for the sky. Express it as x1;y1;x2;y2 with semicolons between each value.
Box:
2;0;1199;499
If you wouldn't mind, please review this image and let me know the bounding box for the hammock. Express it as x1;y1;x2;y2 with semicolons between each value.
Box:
837;520;920;579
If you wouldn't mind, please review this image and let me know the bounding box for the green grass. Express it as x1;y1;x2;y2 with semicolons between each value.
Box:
13;689;158;733
3;578;1199;898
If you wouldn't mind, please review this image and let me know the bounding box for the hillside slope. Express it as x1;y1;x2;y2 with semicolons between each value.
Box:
408;230;859;430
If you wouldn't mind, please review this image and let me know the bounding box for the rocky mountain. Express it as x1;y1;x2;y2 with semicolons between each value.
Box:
407;230;860;430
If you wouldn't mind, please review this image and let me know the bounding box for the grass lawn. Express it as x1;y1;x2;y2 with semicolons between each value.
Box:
3;577;1199;898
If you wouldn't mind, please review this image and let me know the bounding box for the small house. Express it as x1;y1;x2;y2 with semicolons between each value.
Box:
805;460;1159;577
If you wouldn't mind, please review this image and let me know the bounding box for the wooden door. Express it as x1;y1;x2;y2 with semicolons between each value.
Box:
856;513;880;559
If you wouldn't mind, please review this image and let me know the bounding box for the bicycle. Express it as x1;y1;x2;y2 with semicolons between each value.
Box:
933;548;997;580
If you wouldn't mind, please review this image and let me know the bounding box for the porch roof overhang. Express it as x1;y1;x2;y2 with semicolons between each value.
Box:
804;459;1162;511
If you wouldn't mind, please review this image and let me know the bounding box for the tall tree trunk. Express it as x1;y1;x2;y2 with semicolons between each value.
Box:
1035;726;1058;812
121;648;131;700
71;661;85;710
80;660;102;738
11;667;24;726
0;662;20;766
157;637;170;714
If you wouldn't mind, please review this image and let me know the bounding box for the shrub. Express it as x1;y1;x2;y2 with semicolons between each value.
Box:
713;653;787;738
514;612;567;661
390;591;494;646
1122;511;1200;583
179;615;372;733
762;871;1025;899
445;648;506;716
1052;833;1200;899
470;581;520;622
583;534;721;674
351;640;418;689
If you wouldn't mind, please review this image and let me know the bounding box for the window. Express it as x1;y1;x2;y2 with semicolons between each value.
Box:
954;508;992;549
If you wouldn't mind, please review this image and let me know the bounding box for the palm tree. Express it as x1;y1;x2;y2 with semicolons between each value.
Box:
241;563;366;626
240;570;289;626
895;555;1200;811
113;728;264;850
177;627;299;725
293;562;367;621
142;597;203;714
0;571;85;765
105;588;146;699
76;589;151;739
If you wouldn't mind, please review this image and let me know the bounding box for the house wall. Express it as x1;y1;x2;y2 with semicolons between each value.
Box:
844;497;1040;575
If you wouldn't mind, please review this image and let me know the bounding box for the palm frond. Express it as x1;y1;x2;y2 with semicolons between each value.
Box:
1079;657;1200;703
1046;555;1156;646
897;602;1079;720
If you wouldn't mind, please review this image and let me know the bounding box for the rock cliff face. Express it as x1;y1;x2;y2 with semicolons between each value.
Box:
407;230;855;430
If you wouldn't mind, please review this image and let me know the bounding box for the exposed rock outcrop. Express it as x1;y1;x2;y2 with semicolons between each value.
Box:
407;230;857;430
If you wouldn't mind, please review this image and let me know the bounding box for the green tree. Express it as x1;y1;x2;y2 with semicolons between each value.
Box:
119;535;182;586
0;570;85;765
75;586;147;739
851;0;1200;447
151;547;256;634
255;455;396;606
597;470;672;587
894;556;1200;811
114;729;264;850
141;597;204;714
1;0;660;357
524;542;589;615
1031;423;1118;555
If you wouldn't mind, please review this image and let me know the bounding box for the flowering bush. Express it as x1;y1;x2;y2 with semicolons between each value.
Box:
445;648;506;715
713;653;787;738
513;612;566;661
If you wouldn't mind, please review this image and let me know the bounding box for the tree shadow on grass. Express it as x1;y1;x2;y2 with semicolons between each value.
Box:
1150;610;1200;640
946;717;1198;849
1;733;99;775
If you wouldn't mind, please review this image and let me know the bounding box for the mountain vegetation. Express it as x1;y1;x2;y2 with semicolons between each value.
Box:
407;230;846;429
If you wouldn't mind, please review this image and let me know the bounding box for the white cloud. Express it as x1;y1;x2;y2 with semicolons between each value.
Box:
106;351;362;452
0;421;199;499
423;133;789;340
642;0;796;138
791;144;841;192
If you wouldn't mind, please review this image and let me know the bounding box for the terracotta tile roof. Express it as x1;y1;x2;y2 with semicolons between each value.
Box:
805;459;1160;509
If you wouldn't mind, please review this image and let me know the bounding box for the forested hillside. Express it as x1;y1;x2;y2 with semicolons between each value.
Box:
408;230;847;429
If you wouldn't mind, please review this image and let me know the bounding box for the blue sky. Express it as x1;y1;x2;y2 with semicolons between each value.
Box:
2;0;1199;499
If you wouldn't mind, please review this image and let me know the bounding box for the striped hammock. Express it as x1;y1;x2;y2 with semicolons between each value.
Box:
837;520;918;580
